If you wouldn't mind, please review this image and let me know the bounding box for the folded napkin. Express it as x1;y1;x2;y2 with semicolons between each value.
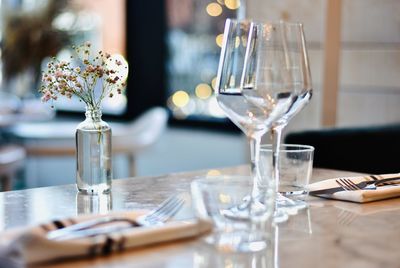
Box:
307;173;400;203
0;210;212;266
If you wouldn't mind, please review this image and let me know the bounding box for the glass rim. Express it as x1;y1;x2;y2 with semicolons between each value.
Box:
226;18;304;27
260;143;314;153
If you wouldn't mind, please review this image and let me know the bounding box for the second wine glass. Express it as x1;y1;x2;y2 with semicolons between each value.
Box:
242;21;313;214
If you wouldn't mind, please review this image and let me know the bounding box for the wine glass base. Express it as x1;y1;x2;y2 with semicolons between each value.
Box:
221;197;272;222
291;200;308;210
222;208;252;221
277;199;308;211
272;197;308;223
273;209;289;224
276;193;308;211
280;206;299;216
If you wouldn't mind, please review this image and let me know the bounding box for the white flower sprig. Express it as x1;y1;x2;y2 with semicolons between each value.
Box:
39;41;128;109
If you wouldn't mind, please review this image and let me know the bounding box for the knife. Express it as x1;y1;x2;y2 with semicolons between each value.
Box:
281;176;400;196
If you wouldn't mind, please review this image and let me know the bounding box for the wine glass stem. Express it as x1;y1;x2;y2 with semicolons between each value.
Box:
249;135;262;199
272;125;298;210
274;225;280;268
271;126;283;193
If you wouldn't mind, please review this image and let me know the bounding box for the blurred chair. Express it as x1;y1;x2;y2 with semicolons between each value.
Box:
7;107;168;177
284;124;400;174
0;145;26;191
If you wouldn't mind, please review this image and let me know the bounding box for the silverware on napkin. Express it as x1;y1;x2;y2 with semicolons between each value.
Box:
310;176;400;195
47;195;185;240
282;176;400;196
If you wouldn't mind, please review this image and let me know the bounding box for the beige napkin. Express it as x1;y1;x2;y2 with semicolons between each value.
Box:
307;173;400;203
0;210;212;265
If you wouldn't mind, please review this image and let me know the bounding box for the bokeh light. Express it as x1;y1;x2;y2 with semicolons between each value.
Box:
235;36;240;48
207;169;222;176
172;90;190;107
216;33;224;47
225;0;240;10
211;77;217;90
219;193;232;203
195;83;212;99
206;3;223;17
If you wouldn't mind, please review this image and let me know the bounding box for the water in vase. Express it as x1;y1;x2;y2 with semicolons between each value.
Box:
76;127;112;194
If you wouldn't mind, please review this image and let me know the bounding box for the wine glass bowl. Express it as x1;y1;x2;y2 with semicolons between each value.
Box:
241;21;312;126
215;20;272;139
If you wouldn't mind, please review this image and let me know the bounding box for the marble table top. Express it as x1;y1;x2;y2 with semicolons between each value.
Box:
1;166;399;268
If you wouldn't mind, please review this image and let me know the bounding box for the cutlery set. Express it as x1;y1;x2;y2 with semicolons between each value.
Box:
310;176;400;195
283;176;400;196
47;195;185;241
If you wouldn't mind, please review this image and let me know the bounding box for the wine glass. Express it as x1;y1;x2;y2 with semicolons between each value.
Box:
242;21;312;212
215;19;285;222
216;20;308;222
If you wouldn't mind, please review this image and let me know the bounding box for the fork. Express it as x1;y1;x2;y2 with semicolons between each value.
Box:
306;176;400;196
336;177;400;191
47;195;185;240
335;178;363;191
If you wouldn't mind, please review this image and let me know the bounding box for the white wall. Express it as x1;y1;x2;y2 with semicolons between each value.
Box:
247;0;400;132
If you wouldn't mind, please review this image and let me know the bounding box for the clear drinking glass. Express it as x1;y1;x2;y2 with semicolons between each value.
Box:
191;176;274;253
76;106;112;194
242;21;312;217
260;144;314;206
215;19;276;215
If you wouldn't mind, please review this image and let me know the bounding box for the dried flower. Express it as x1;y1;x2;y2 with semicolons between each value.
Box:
39;42;128;110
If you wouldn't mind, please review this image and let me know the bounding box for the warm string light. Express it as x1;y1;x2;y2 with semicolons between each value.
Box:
215;34;224;47
206;0;240;17
170;1;242;119
219;193;232;203
171;90;190;108
195;83;212;99
225;0;240;10
206;3;222;17
168;80;225;118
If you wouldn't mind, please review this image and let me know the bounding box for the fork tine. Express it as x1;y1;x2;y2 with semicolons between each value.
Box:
147;196;181;218
144;196;184;223
147;196;178;216
145;205;182;224
341;179;357;190
337;178;361;191
336;179;349;191
344;178;361;190
149;198;185;223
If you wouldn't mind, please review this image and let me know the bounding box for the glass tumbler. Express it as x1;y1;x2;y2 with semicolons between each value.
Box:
191;175;275;253
260;144;314;207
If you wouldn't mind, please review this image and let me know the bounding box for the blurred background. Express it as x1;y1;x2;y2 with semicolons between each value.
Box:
0;0;399;190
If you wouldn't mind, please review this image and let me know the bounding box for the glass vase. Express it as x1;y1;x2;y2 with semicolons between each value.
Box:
76;106;112;194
